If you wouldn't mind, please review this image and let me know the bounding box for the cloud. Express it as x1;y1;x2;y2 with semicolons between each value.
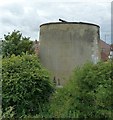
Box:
0;0;111;43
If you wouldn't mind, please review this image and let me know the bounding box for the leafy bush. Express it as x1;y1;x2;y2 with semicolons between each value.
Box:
49;61;113;119
2;54;53;118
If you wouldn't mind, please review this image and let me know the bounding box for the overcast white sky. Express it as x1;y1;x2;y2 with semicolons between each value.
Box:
0;0;112;43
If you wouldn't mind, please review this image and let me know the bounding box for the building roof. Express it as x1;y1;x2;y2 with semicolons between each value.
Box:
40;22;100;28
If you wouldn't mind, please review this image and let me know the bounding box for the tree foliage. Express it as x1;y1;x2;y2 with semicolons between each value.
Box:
2;30;34;57
49;61;113;119
2;54;53;117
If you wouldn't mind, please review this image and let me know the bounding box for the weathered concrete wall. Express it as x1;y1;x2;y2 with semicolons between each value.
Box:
39;22;101;85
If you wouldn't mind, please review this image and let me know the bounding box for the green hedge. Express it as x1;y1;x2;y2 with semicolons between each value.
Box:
49;61;113;119
2;54;53;118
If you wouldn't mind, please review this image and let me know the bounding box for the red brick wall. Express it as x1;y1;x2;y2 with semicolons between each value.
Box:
33;40;39;56
99;40;110;61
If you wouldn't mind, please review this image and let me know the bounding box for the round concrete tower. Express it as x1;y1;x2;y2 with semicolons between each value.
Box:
39;22;100;85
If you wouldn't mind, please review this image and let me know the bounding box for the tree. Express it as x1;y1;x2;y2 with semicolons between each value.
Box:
2;54;53;118
2;30;34;57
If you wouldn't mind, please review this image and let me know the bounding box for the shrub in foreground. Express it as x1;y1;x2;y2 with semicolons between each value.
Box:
2;54;53;118
49;61;113;119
